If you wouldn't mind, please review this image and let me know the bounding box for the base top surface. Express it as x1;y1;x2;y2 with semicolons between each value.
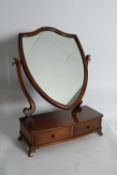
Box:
20;110;75;131
20;106;103;132
75;106;103;122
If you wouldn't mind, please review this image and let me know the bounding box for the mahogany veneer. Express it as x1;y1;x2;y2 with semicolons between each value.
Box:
19;106;103;157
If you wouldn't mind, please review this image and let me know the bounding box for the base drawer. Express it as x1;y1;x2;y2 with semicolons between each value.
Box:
74;118;101;136
32;127;72;145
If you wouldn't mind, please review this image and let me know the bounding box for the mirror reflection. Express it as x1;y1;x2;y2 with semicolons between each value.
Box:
22;31;84;105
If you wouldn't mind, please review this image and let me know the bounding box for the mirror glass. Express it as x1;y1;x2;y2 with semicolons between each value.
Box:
22;31;84;105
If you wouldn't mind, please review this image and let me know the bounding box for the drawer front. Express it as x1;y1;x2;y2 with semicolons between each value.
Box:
33;127;72;145
74;119;101;136
78;119;101;134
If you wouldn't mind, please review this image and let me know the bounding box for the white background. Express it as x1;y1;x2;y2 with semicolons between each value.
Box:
0;0;117;175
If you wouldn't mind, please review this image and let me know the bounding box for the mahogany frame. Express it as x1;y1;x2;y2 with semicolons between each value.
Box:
12;27;104;157
18;26;90;111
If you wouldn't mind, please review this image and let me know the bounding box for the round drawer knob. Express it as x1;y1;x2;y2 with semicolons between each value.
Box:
86;125;90;129
51;134;55;138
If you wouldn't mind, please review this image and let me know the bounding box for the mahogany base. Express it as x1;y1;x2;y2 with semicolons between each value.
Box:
18;106;103;157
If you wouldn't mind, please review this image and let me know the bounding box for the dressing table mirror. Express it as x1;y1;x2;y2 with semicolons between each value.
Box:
13;27;103;157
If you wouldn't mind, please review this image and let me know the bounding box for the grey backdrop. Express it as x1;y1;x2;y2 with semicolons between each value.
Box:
0;1;117;175
0;0;117;114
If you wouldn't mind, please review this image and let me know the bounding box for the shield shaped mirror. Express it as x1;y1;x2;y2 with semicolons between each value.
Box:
19;27;88;109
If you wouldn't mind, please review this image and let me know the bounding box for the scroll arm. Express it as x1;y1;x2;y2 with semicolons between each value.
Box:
12;58;36;117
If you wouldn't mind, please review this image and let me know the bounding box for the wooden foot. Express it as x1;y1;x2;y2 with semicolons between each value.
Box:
97;129;103;136
28;147;36;157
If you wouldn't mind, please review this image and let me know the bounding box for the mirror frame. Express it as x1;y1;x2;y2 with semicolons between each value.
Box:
18;27;88;110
